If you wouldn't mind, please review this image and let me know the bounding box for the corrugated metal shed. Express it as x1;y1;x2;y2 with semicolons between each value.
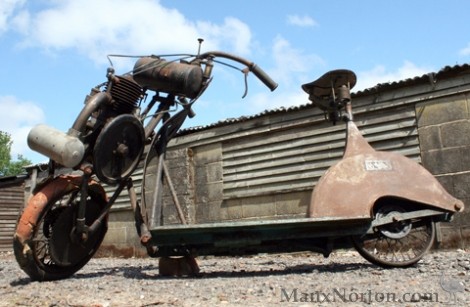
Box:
160;63;470;223
0;175;26;252
178;63;470;136
221;104;419;200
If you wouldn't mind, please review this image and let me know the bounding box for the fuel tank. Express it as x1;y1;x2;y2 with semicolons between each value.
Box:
133;56;203;99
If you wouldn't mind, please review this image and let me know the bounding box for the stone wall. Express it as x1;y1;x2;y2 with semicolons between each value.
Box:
416;93;470;248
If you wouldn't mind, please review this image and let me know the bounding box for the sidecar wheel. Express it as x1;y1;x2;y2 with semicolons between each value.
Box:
352;202;435;268
13;175;108;281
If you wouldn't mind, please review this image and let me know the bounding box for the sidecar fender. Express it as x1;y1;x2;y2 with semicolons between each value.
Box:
308;149;464;219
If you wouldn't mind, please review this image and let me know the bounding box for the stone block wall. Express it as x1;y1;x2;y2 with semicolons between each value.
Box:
416;94;470;248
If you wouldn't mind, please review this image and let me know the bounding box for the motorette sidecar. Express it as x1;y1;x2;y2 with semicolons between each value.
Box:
145;69;464;273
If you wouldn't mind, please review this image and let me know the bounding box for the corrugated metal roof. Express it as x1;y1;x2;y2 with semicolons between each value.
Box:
0;175;28;187
178;63;470;136
354;63;470;96
179;103;310;135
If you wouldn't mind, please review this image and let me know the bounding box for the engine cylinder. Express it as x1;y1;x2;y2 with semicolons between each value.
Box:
27;124;85;168
133;57;203;98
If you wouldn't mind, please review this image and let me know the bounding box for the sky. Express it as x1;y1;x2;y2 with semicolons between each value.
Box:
1;0;470;164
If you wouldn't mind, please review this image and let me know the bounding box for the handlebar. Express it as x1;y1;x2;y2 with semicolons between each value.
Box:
198;51;278;91
131;50;278;100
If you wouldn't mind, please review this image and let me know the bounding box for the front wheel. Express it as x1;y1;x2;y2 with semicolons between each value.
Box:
352;203;435;268
13;175;108;281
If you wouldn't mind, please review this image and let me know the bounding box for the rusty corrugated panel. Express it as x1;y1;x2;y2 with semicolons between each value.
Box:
0;179;25;252
222;104;420;200
177;63;470;136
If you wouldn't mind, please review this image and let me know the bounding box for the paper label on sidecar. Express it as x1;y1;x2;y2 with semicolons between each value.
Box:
364;160;393;171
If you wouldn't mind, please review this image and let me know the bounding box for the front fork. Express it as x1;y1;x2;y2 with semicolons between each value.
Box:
71;165;129;244
74;170;92;242
72;172;155;257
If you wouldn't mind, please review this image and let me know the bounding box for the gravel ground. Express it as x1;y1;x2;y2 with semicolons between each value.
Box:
0;249;469;306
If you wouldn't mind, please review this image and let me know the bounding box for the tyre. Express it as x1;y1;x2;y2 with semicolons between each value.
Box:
13;175;108;281
352;201;435;268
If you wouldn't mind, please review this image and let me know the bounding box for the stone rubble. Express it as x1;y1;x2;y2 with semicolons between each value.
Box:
0;249;468;306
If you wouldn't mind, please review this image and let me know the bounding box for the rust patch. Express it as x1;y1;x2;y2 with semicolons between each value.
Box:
15;175;105;242
16;177;74;241
308;121;464;218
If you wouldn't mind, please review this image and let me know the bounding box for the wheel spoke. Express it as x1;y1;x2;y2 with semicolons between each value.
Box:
13;176;108;281
353;202;435;267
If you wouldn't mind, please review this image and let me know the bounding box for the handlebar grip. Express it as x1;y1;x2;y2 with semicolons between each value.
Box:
250;64;278;91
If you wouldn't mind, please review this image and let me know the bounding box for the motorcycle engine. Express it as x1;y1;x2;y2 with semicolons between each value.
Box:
92;75;146;185
107;75;143;115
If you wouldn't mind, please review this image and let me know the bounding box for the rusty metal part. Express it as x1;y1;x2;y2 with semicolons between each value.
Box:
14;175;108;281
352;202;435;268
16;175;81;242
308;121;465;218
93;114;145;185
147;216;370;258
127;179;153;245
133;57;204;99
15;175;107;243
198;50;278;91
49;195;104;266
158;255;200;277
70;91;111;135
106;75;143;114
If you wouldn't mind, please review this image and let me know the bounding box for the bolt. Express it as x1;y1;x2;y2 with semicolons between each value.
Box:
116;143;129;157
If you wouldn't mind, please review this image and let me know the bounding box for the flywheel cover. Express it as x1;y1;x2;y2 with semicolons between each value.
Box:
93;114;145;185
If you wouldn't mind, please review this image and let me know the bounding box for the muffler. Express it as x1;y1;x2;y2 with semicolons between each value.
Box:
27;124;85;168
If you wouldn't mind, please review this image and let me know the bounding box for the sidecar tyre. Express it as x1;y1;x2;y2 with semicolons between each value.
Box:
352;202;435;268
13;175;108;281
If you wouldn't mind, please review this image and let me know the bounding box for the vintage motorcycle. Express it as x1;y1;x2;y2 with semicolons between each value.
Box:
14;41;464;281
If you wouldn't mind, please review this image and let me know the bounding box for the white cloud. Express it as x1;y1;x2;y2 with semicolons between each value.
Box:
232;36;323;114
459;43;470;57
243;59;434;115
271;35;325;87
0;0;25;33
286;14;317;27
226;35;325;114
197;17;252;55
356;61;433;91
0;96;45;160
10;0;253;64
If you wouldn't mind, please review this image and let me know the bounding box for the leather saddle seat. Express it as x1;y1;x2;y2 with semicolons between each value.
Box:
301;69;357;111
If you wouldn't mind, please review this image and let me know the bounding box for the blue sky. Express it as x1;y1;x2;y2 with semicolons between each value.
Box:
1;0;470;164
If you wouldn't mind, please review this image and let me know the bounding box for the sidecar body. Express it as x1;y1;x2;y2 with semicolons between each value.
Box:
145;70;463;263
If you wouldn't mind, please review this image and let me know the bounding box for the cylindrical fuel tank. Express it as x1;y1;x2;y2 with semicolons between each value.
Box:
133;57;203;99
27;124;85;168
